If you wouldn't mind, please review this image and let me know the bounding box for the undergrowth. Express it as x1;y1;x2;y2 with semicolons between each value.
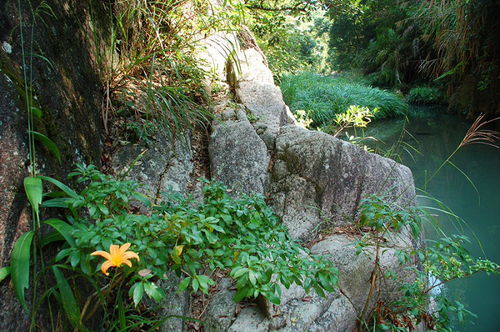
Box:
355;196;499;331
6;165;338;330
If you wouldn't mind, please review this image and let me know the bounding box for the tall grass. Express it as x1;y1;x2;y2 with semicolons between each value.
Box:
281;72;408;128
92;0;242;140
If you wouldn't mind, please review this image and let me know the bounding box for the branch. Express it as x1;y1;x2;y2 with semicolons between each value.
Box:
244;0;314;13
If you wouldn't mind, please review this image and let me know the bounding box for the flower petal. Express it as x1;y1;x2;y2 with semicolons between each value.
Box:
101;261;113;276
120;243;131;253
91;250;111;260
109;244;119;256
122;259;132;268
123;251;140;261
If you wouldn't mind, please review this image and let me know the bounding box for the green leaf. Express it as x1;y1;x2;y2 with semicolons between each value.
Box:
318;273;335;292
234;287;249;302
39;175;79;198
10;230;34;311
30;107;43;119
55;248;72;262
30;131;61;161
267;292;281;305
44;218;76;247
40;231;64;247
144;282;165;302
178;277;191;292
248;270;257;286
52;266;81;329
0;266;11;283
24;177;43;215
41;197;73;208
130;282;144;307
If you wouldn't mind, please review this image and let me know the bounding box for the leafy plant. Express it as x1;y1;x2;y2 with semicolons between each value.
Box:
354;196;499;331
7;165;338;330
407;87;444;105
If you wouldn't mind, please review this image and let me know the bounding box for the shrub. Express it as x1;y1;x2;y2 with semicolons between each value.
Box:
407;86;445;105
8;165;338;330
355;195;500;331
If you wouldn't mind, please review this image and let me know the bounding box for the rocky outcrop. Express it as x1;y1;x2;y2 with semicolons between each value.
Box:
270;125;415;240
204;26;417;331
209;107;270;195
112;133;195;202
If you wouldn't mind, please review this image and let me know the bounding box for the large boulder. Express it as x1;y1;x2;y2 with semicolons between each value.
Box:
311;234;415;315
234;48;295;148
209;108;270;195
112;132;195;202
269;125;415;240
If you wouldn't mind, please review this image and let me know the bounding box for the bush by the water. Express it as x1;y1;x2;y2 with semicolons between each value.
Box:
407;86;445;105
280;72;408;128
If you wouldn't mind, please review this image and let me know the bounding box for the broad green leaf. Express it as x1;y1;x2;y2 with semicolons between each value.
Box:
248;270;257;285
52;266;81;329
10;230;34;311
41;197;73;208
44;218;76;247
233;287;248;302
0;266;11;283
191;278;199;292
39;175;79;198
267;292;281;305
30;131;61;161
24;177;43;215
144;282;164;302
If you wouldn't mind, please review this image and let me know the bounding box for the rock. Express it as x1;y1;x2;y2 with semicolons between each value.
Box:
269;125;415;240
206;278;237;331
112;132;194;202
155;272;190;332
209;109;270;195
234;48;294;148
271;291;357;332
201;24;418;332
197;31;240;84
228;307;270;332
311;234;415;315
210;282;357;332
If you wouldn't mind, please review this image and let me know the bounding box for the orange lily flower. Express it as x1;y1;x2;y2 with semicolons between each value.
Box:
91;243;140;276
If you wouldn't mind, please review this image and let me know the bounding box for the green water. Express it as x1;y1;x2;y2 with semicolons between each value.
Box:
366;109;500;331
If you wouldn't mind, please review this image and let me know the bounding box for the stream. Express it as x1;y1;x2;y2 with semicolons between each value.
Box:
365;107;500;331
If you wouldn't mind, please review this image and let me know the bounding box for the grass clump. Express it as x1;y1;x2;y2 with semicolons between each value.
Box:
281;72;408;128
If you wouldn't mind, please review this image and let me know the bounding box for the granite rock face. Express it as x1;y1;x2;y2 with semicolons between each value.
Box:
112;133;195;203
269;125;415;240
209;108;270;195
311;234;415;314
203;26;417;332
